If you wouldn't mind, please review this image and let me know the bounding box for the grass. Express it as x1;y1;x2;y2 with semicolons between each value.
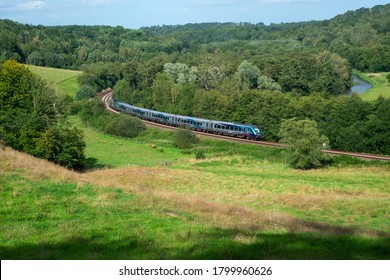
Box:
1;147;389;260
354;71;390;101
27;65;82;97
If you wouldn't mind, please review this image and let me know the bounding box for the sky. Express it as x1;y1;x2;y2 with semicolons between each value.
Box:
0;0;389;29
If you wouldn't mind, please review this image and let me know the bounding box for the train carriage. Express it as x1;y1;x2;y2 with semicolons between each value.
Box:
109;97;262;140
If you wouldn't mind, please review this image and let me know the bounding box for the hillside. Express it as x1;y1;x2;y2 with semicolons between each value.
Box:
1;125;390;259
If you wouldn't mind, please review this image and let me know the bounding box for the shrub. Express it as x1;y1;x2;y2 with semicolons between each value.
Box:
195;150;206;160
174;128;199;149
75;85;96;101
105;114;146;138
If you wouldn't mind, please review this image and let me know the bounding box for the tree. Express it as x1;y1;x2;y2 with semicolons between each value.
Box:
151;73;174;110
279;118;330;169
163;62;190;83
257;75;282;91
236;60;260;90
0;60;86;169
0;60;34;110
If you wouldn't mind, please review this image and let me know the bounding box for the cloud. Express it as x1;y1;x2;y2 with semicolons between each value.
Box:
16;1;47;11
81;0;119;6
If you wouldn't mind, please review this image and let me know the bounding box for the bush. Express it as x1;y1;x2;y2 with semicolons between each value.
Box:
34;125;86;170
105;114;146;138
173;128;200;149
75;85;96;101
195;150;206;160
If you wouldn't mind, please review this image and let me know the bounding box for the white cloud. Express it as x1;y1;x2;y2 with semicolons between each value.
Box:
16;0;47;11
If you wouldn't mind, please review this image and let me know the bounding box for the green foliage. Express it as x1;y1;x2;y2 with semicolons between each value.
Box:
105;114;146;138
279;118;330;169
0;60;86;170
0;60;34;110
79;97;114;131
75;85;96;101
34;124;85;170
237;60;260;90
195;150;206;160
174;128;200;149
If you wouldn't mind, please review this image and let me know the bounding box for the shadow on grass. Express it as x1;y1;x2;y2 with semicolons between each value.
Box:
83;157;112;171
1;229;389;260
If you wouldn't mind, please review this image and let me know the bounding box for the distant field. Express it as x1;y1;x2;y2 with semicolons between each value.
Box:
27;65;82;97
355;71;390;101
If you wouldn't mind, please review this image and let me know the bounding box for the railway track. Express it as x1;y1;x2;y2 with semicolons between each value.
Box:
100;89;390;162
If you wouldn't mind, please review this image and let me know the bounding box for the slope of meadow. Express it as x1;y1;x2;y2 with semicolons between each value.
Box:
1;146;389;260
27;65;81;97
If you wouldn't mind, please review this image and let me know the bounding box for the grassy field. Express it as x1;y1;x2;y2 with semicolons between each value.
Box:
27;65;82;97
1;66;389;259
1;146;389;259
354;71;390;101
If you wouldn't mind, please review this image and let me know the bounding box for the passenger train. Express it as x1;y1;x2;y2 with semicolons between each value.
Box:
108;98;262;140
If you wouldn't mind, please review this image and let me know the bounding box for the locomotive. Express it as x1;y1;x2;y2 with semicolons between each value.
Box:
108;98;262;140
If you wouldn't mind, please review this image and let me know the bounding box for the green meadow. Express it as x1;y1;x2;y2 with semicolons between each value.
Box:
27;65;82;97
1;66;388;260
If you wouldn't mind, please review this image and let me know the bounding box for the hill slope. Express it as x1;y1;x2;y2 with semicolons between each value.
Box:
27;65;81;97
1;143;389;259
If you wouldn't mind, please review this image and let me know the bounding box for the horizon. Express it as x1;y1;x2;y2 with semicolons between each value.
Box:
0;0;389;29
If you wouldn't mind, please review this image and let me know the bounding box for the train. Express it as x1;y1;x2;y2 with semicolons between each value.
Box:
108;97;262;140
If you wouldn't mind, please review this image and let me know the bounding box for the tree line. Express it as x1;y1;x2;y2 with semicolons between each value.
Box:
1;4;390;72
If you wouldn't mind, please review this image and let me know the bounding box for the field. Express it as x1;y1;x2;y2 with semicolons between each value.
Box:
27;65;82;97
1;66;389;260
355;71;390;101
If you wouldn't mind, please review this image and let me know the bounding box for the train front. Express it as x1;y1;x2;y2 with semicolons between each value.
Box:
251;125;262;140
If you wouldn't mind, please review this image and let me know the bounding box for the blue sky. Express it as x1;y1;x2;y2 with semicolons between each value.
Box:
0;0;389;28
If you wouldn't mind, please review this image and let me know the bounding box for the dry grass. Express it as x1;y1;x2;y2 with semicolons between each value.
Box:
1;147;388;237
0;147;81;183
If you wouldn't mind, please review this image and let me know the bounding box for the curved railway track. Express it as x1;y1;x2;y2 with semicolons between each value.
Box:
100;89;390;162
